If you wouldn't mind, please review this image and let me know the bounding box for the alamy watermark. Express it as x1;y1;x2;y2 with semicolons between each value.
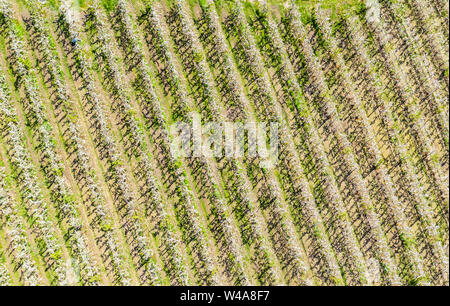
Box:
169;113;279;169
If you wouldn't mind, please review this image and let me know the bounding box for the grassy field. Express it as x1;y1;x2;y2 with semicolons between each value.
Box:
0;0;448;286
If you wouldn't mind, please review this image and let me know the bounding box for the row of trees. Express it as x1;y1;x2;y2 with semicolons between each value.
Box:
57;3;162;285
0;1;70;284
195;0;286;285
164;0;253;285
283;3;403;285
344;3;448;284
85;2;189;285
252;3;373;285
1;1;102;285
113;0;222;285
365;0;449;230
27;1;133;285
0;75;66;285
0;107;40;285
226;0;345;285
314;6;427;285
